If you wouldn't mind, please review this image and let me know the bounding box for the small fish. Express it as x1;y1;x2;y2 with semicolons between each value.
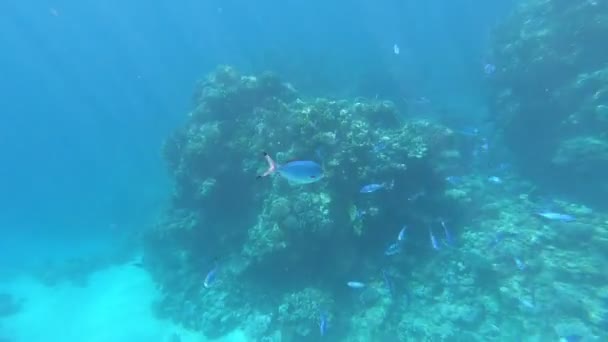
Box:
384;242;402;256
513;257;526;271
360;180;394;193
488;232;504;249
315;147;325;161
440;220;453;246
318;312;328;337
445;176;462;185
536;212;575;222
480;139;489;151
488;176;503;184
518;297;535;311
382;270;395;297
356;208;367;219
393;44;400;55
429;228;440;250
496;162;511;172
455;127;479;136
347;281;366;289
372;142;387;153
484;63;496;75
397;226;407;242
203;266;218;288
257;151;323;184
407;191;425;201
563;335;583;342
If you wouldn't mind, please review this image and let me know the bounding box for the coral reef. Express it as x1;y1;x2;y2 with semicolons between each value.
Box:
145;66;462;340
487;0;608;203
145;64;608;340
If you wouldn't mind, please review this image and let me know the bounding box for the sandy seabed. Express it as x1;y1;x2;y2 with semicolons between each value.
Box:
0;264;246;342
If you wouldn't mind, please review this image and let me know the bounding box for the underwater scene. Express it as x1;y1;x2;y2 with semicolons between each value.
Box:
1;0;608;341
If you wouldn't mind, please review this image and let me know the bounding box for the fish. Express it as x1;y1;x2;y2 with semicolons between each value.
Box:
381;270;394;297
429;228;440;250
257;151;323;184
360;180;394;193
315;147;325;161
384;242;402;256
484;63;496;75
356;208;367;219
488;176;503;184
518;297;535;311
480;139;489;151
407;191;425;201
445;176;462;185
372;142;387;153
440;220;453;246
563;335;583;342
203;266;217;288
513;257;526;271
318;312;328;337
536;212;575;222
488;232;504;249
347;281;366;289
393;44;400;55
455;127;480;137
397;226;407;242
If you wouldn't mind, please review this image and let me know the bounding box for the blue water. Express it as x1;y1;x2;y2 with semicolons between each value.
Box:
9;1;607;341
0;0;511;263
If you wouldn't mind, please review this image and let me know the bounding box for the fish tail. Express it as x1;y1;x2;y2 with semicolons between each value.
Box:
257;151;277;179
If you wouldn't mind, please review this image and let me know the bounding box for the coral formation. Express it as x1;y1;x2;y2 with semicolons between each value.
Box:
487;0;608;203
145;66;463;340
145;60;608;339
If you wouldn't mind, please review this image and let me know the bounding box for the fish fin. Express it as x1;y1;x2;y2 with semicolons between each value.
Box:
258;151;278;178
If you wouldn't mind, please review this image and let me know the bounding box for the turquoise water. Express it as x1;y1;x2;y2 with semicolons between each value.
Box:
2;1;607;341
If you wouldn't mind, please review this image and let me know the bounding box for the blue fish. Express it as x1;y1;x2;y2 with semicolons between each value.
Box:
356;208;367;219
347;281;365;289
318;312;328;337
258;152;323;184
455;127;479;137
381;270;395;297
372;142;387;153
484;63;496;75
488;232;504;249
360;180;394;193
407;191;425;201
488;176;503;184
315;147;325;161
203;266;218;288
440;220;453;246
480;139;489;151
564;335;583;342
397;226;407;242
429;228;440;250
536;212;575;222
445;176;462;185
513;257;526;271
384;242;402;256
